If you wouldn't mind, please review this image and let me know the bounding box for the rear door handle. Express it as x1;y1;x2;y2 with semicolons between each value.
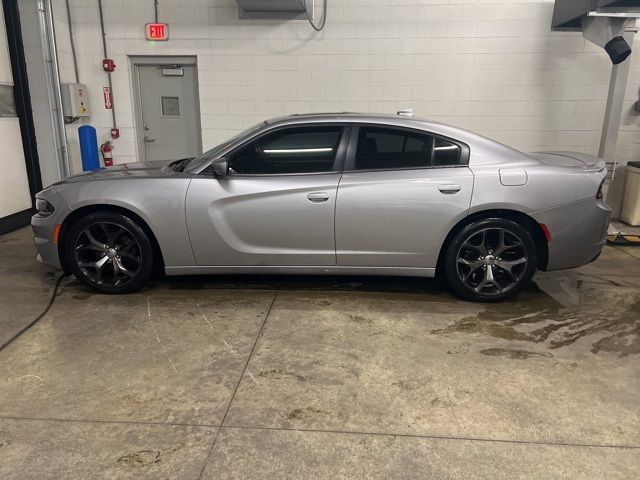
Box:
307;192;330;202
438;184;461;194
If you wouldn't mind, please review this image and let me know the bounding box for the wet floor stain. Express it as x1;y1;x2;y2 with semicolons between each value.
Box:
479;348;553;360
286;406;331;420
349;314;373;325
257;369;306;382
117;449;161;467
0;430;11;448
431;279;640;357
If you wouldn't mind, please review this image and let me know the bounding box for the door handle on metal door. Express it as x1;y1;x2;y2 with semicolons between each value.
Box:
144;136;156;143
438;184;461;194
307;192;330;202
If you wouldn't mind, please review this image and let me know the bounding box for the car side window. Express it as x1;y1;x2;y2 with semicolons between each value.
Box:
433;137;462;167
227;126;343;175
354;126;461;170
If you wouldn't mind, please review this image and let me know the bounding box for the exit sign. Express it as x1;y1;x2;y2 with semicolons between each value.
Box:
145;23;168;41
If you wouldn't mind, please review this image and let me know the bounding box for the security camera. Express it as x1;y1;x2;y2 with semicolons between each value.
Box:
582;16;632;65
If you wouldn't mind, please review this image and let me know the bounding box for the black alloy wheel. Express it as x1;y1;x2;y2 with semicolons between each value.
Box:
65;212;154;293
444;218;537;302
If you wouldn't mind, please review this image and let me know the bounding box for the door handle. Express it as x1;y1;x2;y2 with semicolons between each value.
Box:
438;184;461;194
144;136;156;143
307;192;330;202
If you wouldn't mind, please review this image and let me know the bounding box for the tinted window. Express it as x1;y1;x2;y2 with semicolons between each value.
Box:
228;126;343;175
354;127;461;170
433;137;462;167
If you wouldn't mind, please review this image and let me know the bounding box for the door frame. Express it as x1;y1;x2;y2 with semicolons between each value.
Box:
1;0;43;234
129;55;202;163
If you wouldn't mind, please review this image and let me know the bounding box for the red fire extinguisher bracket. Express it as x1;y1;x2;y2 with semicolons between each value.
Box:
100;141;114;167
102;58;116;72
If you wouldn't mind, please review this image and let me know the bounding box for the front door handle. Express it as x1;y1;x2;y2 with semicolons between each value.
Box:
307;192;330;202
438;184;461;194
144;136;156;143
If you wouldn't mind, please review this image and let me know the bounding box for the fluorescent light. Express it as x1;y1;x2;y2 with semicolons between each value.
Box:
263;148;333;154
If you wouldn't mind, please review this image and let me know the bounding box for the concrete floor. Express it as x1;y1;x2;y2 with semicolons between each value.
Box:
0;227;638;479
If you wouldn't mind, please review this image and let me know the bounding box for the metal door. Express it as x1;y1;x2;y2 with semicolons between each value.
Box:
335;125;474;268
137;65;201;162
185;174;341;266
185;124;350;267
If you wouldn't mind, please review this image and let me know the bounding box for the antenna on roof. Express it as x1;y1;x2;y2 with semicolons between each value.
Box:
397;108;413;117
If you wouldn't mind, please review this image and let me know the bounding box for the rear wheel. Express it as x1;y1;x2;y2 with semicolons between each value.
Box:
444;218;537;302
64;212;154;293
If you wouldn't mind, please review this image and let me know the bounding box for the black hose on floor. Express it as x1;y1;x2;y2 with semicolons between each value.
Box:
0;273;68;353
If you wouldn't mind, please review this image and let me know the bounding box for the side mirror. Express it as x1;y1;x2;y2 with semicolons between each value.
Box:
212;157;228;177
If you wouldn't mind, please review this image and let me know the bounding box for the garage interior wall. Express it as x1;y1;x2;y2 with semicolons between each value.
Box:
19;0;640;214
0;0;32;221
18;0;62;187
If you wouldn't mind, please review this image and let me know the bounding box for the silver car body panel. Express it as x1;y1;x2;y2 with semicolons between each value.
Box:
31;113;610;278
335;167;473;267
185;173;341;266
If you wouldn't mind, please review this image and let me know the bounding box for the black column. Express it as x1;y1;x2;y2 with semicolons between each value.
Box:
1;0;43;235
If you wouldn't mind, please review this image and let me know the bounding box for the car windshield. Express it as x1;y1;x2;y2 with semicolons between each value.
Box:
181;122;266;173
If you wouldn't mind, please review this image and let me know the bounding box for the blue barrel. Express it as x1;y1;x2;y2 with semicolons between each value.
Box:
78;125;100;171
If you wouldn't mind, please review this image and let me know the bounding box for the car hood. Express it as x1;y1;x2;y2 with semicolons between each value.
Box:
54;161;183;184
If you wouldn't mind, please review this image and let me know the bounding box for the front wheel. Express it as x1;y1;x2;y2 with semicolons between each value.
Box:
443;218;537;302
64;212;155;293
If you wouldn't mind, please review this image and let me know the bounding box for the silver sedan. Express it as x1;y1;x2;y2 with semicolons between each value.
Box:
32;113;610;301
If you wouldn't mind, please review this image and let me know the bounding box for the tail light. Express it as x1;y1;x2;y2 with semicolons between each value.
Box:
596;179;605;200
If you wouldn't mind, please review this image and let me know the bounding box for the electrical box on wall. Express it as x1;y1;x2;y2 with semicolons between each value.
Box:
61;83;90;118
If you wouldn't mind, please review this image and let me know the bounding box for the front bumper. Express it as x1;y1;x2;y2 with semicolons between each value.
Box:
31;187;72;270
532;197;611;271
31;214;62;269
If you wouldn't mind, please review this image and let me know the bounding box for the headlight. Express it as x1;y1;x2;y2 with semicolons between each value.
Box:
35;198;55;216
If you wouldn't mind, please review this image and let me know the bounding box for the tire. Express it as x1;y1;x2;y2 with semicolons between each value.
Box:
63;211;154;294
443;218;537;302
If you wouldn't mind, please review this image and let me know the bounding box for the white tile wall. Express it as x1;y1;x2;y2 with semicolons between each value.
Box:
23;0;640;209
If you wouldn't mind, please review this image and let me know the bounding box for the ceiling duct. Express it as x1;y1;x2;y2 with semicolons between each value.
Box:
236;0;312;18
552;1;640;64
552;1;640;30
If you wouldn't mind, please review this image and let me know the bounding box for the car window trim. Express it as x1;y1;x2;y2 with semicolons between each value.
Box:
343;123;470;173
200;123;351;177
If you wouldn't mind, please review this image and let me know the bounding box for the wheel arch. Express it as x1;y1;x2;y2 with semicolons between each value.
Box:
57;204;165;275
436;209;549;276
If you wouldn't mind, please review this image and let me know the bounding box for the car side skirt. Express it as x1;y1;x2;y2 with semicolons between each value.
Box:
165;265;436;277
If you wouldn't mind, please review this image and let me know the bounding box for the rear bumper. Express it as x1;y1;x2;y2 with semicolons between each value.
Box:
531;197;611;271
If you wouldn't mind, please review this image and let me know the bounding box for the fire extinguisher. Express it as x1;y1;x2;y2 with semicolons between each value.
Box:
100;141;114;167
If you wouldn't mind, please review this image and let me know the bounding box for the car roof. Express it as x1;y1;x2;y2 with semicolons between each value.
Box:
264;112;480;142
264;112;534;168
267;112;438;127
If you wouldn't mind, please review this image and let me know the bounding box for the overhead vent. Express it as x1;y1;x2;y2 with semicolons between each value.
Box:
236;0;312;19
552;0;640;30
551;0;640;64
